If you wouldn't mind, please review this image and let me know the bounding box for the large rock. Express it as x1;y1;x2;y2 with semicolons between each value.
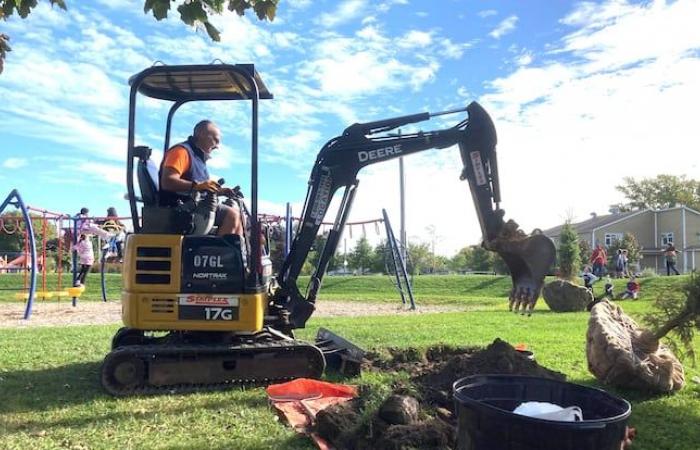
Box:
542;280;592;312
378;394;420;425
586;300;685;393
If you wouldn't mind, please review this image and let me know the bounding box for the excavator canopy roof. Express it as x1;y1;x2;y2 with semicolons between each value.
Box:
129;63;273;102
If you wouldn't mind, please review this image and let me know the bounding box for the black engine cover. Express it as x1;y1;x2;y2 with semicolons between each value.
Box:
181;235;245;293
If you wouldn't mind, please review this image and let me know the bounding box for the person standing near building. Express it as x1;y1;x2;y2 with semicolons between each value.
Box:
590;244;607;278
614;249;629;278
664;243;680;276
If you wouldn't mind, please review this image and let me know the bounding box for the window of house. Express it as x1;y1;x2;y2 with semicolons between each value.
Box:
661;232;674;246
604;233;623;246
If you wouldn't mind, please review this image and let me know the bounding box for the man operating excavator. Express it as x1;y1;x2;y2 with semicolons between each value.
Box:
158;120;244;237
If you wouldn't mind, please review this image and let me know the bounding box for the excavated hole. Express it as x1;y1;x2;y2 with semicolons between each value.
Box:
315;338;566;450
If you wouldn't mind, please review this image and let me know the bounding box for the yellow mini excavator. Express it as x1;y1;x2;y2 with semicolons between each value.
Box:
100;63;556;396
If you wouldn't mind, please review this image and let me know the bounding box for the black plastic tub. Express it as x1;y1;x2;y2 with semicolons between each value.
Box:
453;375;631;450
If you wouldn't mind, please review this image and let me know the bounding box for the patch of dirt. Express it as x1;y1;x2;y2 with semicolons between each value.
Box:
316;339;566;449
0;300;465;328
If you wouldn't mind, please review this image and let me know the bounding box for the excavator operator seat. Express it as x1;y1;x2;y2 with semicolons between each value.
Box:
135;146;159;206
132;145;190;234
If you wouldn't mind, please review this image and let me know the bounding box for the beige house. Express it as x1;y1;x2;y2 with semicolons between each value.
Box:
543;206;700;274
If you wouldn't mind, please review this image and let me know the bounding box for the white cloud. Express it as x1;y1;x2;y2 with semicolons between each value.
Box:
73;161;124;186
94;0;141;9
288;0;314;9
298;26;446;99
398;30;433;48
478;9;498;18
489;15;518;39
515;51;533;66
558;0;700;72
262;129;323;169
2;158;28;169
317;0;368;28
440;38;475;59
377;0;409;13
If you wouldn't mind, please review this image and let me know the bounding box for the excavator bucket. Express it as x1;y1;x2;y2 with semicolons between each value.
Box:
486;230;556;315
315;328;365;377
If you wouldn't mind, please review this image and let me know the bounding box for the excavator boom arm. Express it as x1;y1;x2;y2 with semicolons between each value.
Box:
275;102;555;328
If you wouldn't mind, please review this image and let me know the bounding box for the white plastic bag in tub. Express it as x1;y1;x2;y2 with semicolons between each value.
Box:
513;402;583;421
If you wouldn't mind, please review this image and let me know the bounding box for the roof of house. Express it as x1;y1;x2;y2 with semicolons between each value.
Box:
543;205;700;239
542;210;643;238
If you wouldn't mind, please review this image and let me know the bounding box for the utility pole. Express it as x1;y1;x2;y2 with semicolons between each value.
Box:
399;129;407;263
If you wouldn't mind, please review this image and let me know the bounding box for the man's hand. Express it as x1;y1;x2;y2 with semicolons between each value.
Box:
219;185;244;199
193;180;220;193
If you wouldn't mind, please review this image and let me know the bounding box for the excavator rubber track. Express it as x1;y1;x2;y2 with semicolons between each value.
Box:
101;339;325;396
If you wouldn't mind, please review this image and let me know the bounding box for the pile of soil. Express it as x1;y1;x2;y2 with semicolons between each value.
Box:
315;338;566;449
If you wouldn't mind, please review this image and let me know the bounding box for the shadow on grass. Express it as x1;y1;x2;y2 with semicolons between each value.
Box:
0;361;272;415
468;276;510;294
0;361;105;414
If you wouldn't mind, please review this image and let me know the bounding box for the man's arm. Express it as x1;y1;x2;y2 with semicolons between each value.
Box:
161;167;221;193
160;147;220;193
161;167;196;193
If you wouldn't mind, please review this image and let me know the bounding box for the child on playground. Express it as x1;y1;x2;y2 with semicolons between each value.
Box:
101;207;126;261
76;207;112;240
73;233;94;287
620;276;640;300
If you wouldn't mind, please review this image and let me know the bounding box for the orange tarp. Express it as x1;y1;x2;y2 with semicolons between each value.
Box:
266;378;358;450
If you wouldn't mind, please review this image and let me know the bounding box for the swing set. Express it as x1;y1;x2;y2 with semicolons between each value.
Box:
0;190;89;319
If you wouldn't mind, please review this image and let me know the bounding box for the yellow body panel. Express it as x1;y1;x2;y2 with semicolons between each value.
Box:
122;233;264;332
122;234;183;293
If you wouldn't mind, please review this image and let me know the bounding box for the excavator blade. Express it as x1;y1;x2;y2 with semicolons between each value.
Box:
488;233;555;315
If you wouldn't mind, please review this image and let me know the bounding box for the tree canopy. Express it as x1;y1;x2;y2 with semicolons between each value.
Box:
615;174;700;212
0;0;278;73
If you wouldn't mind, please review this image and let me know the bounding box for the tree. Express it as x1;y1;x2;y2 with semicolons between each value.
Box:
307;232;339;274
558;222;580;281
449;247;472;273
0;0;278;73
407;242;431;275
424;225;442;273
432;255;449;274
644;272;700;361
369;239;389;274
348;236;372;274
468;245;494;272
578;239;591;271
616;175;700;211
492;254;510;275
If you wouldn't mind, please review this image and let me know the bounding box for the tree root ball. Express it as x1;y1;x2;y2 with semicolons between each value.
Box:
586;300;685;393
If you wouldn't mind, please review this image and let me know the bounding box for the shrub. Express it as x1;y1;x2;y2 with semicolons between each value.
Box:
558;222;580;281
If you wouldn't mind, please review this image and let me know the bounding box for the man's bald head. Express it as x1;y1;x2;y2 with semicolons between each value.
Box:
192;120;221;156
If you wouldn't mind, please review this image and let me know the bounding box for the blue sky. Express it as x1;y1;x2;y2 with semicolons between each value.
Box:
1;0;699;255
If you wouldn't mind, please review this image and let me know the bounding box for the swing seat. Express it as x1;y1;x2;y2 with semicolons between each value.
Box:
55;291;70;298
36;291;55;299
14;292;29;300
67;286;85;297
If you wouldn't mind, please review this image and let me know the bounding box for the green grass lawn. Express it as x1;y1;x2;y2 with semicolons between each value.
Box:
2;272;688;303
1;274;699;449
